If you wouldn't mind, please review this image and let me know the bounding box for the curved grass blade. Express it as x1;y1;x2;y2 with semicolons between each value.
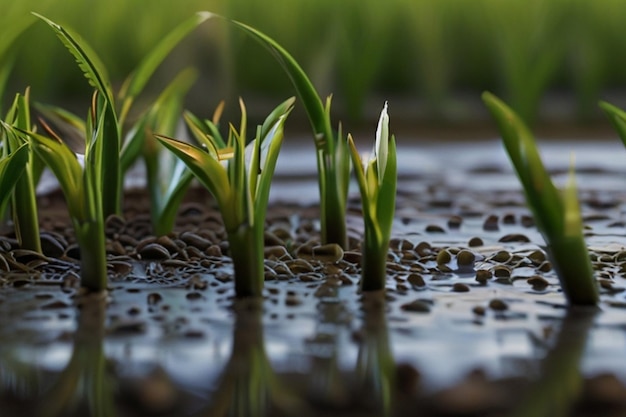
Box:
155;135;234;227
599;101;626;148
34;102;86;154
121;67;198;173
118;12;210;124
208;12;349;247
482;91;598;306
33;13;114;105
482;91;562;237
0;143;28;217
252;109;292;227
12;126;84;220
216;14;334;153
4;89;42;252
34;13;120;216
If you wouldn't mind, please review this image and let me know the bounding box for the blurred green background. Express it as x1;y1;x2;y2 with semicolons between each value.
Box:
2;0;626;129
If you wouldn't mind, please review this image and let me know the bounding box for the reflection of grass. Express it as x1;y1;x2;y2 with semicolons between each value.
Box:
511;309;596;417
36;295;114;417
356;293;396;416
198;299;308;417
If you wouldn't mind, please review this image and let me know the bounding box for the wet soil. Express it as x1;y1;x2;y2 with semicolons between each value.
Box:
1;139;626;416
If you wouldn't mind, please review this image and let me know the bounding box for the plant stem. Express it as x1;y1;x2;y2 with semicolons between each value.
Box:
547;235;599;306
361;231;388;292
228;225;264;298
320;161;347;248
12;167;41;253
74;219;108;292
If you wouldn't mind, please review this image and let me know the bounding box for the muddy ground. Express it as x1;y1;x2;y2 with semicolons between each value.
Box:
1;139;626;416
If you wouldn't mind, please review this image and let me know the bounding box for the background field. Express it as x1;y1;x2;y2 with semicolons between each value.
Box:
2;0;626;129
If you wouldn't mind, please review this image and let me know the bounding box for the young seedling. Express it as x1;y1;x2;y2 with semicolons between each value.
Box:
156;97;295;298
5;92;110;292
348;103;397;292
212;13;351;249
129;68;197;236
1;89;42;252
33;12;209;217
482;91;598;306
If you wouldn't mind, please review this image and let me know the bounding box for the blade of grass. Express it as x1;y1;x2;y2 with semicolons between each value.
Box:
4;89;41;252
117;12;210;125
0;143;29;218
599;100;626;148
482;91;598;306
211;12;349;247
34;13;121;217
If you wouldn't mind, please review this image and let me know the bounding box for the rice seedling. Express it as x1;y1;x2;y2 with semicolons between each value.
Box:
348;103;397;292
482;91;598;306
5;92;111;292
33;12;209;217
127;68;197;236
1;89;42;252
156;97;294;298
215;13;352;249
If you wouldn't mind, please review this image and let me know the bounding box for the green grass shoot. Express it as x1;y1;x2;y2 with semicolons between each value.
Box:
348;103;397;292
33;12;208;217
0;143;29;220
5;92;111;292
482;91;598;306
1;88;42;252
156;97;295;298
212;13;352;249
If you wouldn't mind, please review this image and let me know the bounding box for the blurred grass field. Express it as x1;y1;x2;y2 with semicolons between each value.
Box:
2;0;626;128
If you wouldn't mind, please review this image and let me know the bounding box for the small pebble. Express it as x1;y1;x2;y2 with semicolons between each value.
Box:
401;299;431;313
488;298;508;311
527;275;549;290
407;273;426;287
452;282;471;292
475;270;492;283
482;215;499;231
468;237;484;247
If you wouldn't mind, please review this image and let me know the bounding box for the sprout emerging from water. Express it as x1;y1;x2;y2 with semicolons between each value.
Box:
348;103;397;292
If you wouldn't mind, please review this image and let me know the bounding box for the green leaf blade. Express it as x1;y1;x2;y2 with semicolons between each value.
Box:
33;13;114;105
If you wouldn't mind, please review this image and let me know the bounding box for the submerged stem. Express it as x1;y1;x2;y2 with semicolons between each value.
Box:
228;224;264;298
547;235;598;306
360;229;389;292
74;219;108;292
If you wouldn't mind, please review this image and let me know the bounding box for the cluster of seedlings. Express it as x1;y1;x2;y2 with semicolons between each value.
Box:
3;11;626;309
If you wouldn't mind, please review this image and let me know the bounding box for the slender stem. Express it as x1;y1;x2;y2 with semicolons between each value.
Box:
547;235;599;306
361;230;388;292
74;219;108;292
228;225;264;298
320;165;347;248
12;167;41;253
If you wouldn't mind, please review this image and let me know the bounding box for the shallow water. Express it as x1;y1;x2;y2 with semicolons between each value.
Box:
2;139;626;416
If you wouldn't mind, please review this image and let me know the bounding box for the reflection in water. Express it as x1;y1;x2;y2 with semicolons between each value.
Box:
197;298;307;417
38;293;114;417
0;292;114;416
355;293;395;417
511;308;597;417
